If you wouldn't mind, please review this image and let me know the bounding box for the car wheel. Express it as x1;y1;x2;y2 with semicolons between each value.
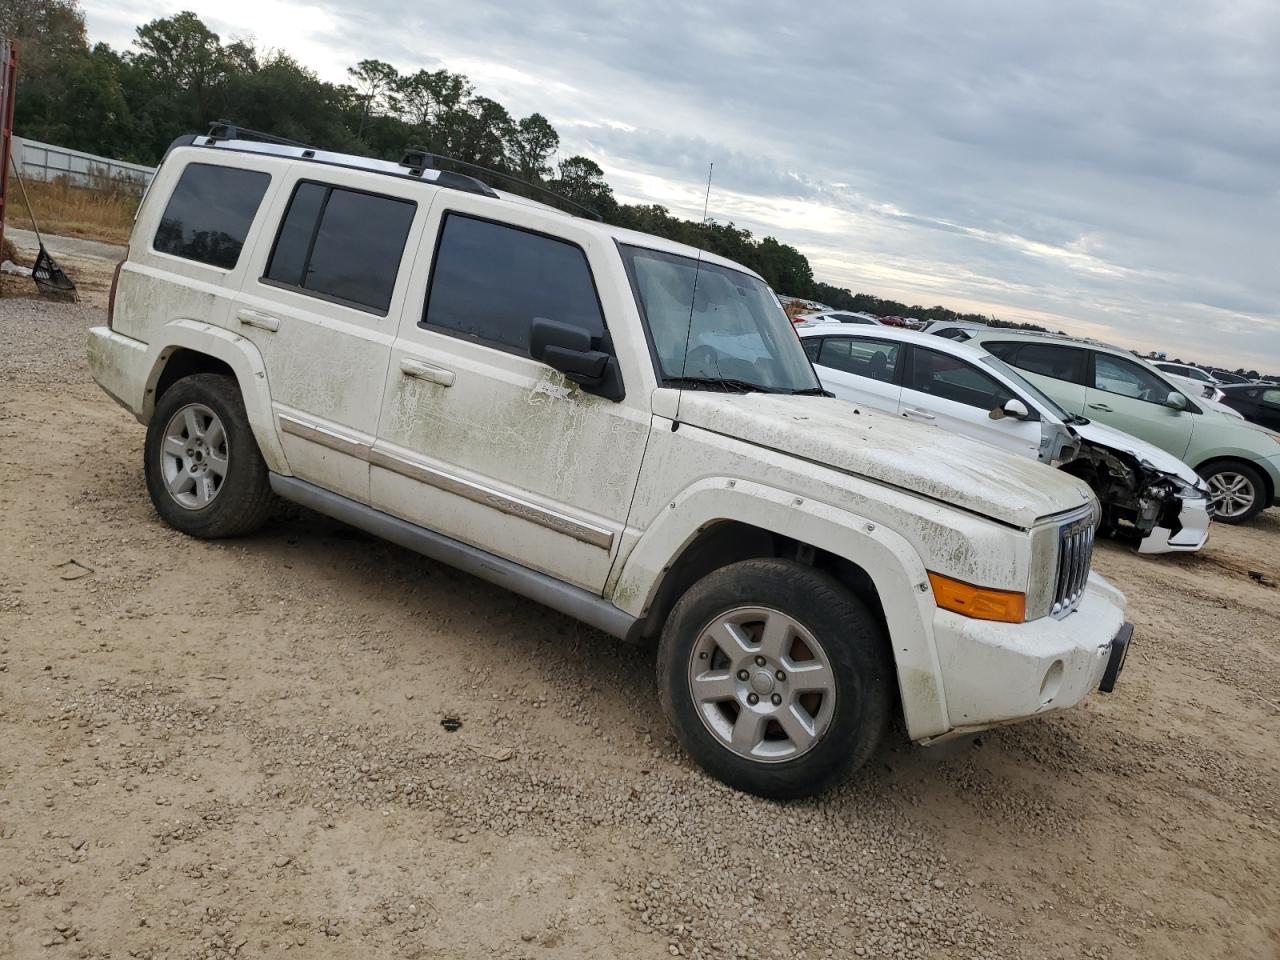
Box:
1200;461;1267;524
144;373;275;538
657;558;893;799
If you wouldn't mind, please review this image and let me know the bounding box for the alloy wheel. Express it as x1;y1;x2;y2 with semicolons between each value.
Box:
159;403;229;509
687;606;837;763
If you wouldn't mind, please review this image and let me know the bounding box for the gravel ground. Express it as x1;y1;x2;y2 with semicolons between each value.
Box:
1;289;1278;959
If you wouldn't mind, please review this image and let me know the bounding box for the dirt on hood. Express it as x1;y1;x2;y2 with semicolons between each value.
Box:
675;390;1096;528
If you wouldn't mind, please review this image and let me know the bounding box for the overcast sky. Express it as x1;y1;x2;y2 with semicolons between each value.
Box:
87;0;1280;371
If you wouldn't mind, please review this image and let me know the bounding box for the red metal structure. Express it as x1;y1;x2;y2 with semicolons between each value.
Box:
0;38;17;257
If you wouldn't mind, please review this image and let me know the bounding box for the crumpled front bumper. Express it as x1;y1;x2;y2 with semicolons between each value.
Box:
1138;493;1211;555
925;572;1130;739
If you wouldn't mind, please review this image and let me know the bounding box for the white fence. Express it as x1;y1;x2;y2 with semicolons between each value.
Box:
14;137;155;188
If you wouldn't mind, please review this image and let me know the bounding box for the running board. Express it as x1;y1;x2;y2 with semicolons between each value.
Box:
269;474;637;641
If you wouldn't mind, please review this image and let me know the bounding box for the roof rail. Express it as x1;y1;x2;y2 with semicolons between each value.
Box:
207;121;316;150
199;122;600;220
400;146;604;222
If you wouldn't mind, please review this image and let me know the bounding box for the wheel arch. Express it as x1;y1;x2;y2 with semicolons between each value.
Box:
142;320;289;475
1195;455;1274;508
611;479;951;739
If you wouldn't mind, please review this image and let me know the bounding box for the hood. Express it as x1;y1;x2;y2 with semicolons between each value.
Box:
1072;419;1201;486
676;392;1095;528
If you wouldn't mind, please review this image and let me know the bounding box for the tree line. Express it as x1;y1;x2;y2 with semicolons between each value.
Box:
2;0;1040;330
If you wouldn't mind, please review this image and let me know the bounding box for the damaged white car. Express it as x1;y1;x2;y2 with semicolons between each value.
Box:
798;325;1211;555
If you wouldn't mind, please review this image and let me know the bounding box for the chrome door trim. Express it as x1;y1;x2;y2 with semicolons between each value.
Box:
278;413;372;459
369;444;615;551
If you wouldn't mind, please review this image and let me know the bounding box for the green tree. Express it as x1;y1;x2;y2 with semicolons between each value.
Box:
347;58;399;136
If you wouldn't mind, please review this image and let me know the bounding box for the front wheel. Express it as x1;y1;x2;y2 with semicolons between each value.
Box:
144;373;275;538
1200;461;1268;524
657;559;894;799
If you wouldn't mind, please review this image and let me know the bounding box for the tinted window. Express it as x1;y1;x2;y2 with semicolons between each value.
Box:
984;341;1019;361
1093;354;1174;404
1006;342;1087;382
817;337;900;383
934;327;974;341
1263;389;1280;406
908;347;1014;410
154;163;270;269
265;183;415;314
801;337;822;362
424;214;603;352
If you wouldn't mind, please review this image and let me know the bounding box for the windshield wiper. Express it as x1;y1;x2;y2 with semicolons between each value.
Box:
667;376;777;394
789;387;830;396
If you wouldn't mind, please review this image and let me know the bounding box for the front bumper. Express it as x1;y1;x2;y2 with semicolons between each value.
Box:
926;572;1129;737
1138;493;1211;555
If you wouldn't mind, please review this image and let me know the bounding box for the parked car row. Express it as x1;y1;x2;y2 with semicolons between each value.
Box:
87;127;1135;798
796;325;1213;551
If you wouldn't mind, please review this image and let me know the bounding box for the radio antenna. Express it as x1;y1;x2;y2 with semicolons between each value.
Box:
673;161;714;431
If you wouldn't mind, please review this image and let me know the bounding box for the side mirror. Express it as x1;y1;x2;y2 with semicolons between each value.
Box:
529;318;624;402
990;397;1031;421
1165;391;1188;411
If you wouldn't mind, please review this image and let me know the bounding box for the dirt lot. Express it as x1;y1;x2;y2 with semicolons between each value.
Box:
1;280;1278;959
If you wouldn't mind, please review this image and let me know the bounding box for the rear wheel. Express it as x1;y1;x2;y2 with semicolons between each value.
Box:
1199;461;1267;524
657;559;893;799
144;374;275;538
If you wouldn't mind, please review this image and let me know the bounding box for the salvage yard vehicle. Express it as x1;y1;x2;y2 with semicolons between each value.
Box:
87;126;1132;799
1218;384;1280;432
969;332;1280;524
796;325;1212;555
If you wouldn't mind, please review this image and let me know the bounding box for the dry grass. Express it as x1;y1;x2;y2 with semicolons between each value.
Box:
7;176;141;246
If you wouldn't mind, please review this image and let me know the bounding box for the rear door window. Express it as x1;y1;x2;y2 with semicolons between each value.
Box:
264;182;417;315
422;213;604;353
154;163;270;269
988;341;1088;384
817;337;900;383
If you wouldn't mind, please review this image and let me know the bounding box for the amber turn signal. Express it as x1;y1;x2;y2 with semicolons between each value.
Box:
927;572;1026;623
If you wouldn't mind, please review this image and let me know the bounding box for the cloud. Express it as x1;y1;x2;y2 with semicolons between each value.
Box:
81;0;1280;370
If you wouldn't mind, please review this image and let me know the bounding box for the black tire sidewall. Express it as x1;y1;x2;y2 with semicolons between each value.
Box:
657;558;893;799
144;374;271;538
1200;461;1268;524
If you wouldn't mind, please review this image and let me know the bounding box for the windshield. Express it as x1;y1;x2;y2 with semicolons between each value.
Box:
980;354;1077;422
621;244;821;394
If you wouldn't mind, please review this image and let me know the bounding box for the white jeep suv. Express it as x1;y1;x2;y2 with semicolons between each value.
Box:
87;127;1132;797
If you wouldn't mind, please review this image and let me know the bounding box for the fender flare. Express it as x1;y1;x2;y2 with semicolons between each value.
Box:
142;319;290;475
610;477;951;739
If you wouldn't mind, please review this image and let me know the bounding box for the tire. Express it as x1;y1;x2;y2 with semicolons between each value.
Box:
144;373;275;538
1199;460;1268;524
657;558;894;800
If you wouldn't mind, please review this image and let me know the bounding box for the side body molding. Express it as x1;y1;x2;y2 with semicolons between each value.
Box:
609;478;951;740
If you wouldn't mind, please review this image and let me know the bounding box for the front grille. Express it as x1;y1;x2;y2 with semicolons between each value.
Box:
1051;512;1096;619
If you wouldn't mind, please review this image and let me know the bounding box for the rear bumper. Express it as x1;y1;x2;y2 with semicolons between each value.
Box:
1138;494;1211;554
86;325;150;420
925;572;1128;738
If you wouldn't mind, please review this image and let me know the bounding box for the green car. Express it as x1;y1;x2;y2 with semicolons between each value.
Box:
962;331;1280;524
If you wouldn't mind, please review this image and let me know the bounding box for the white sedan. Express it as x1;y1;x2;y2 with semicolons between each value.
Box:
797;324;1212;555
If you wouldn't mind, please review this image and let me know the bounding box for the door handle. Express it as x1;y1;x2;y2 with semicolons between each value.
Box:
237;308;280;332
1087;403;1113;413
400;358;455;387
902;407;936;421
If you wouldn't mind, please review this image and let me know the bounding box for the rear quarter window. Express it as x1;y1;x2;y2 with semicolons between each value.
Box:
153;163;271;269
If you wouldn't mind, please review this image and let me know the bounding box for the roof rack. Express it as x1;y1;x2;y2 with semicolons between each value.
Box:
399;146;603;222
207;121;316;150
193;122;602;220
